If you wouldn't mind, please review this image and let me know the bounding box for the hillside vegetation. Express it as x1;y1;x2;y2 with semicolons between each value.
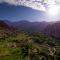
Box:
0;32;60;60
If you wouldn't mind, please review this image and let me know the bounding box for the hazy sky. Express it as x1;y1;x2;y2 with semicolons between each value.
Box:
0;0;60;22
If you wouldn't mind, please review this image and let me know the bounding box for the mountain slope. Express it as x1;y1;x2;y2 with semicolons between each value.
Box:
44;21;60;38
0;20;16;37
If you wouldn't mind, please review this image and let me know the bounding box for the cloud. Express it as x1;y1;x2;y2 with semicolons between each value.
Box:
0;0;60;11
0;0;46;11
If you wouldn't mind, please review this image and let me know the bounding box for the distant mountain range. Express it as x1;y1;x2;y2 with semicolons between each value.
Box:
0;20;60;38
12;20;49;32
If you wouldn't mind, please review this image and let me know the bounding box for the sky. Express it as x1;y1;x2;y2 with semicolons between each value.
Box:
0;0;60;22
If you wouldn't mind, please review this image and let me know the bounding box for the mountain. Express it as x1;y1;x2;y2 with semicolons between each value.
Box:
0;20;9;29
0;20;16;37
12;20;49;32
44;21;60;38
1;20;60;38
3;20;13;27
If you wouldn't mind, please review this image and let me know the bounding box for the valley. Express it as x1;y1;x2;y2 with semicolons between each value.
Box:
0;20;60;60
